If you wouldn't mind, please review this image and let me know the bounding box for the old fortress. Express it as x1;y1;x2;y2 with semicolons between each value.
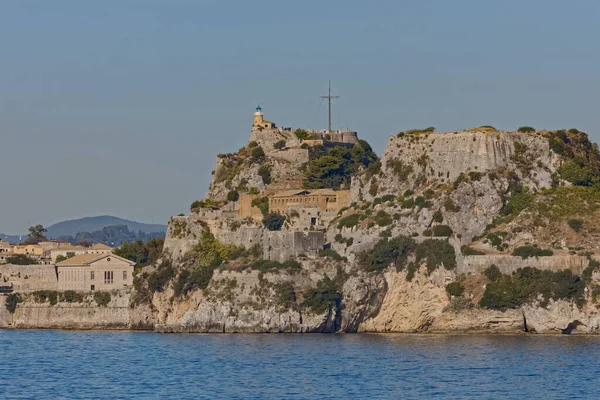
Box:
168;104;366;262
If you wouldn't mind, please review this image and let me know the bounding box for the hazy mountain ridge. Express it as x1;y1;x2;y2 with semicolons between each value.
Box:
45;216;166;239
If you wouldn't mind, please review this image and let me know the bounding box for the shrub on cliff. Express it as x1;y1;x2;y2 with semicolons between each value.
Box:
517;126;535;133
227;190;240;202
568;219;583;232
480;267;585;310
93;291;111;307
251;197;269;216
512;246;553;259
446;282;464;297
461;245;485;256
249;259;301;273
483;264;502;281
6;254;38;265
32;290;59;305
147;259;176;293
114;238;164;268
274;140;286;150
303;141;378;189
318;248;348;262
415;239;456;272
303;276;341;315
5;293;22;313
403;127;435;135
258;164;272;184
173;267;215;297
251;146;265;159
338;214;360;229
294;129;313;141
359;236;416;272
263;213;285;231
61;290;84;303
423;225;453;237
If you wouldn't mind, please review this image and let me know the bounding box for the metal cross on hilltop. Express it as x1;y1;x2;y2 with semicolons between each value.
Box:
320;81;339;133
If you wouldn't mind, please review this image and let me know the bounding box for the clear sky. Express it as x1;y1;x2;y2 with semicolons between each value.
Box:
2;0;600;233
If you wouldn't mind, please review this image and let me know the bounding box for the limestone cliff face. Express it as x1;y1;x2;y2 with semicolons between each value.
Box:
7;128;600;335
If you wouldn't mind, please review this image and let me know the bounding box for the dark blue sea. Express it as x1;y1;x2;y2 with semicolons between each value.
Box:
0;330;599;399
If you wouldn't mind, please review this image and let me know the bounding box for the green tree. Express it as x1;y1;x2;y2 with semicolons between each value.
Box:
114;237;164;267
263;213;286;231
251;146;265;159
227;190;240;202
303;142;378;189
24;225;47;244
7;254;38;265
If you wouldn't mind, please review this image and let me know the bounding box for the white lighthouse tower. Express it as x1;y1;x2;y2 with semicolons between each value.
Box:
253;106;264;127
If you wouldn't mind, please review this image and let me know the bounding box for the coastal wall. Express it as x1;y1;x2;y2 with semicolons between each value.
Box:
0;264;58;291
0;292;131;330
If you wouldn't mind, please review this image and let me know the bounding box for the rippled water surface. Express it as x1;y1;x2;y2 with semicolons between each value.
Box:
1;331;600;399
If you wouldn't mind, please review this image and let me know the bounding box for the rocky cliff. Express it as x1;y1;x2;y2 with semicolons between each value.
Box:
6;126;600;334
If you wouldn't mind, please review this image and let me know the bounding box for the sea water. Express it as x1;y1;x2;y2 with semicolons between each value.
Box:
0;330;599;399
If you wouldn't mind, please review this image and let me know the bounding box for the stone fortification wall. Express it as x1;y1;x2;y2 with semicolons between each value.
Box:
0;264;58;291
458;254;589;276
357;130;560;202
0;292;131;329
249;128;300;151
268;148;309;164
217;228;324;262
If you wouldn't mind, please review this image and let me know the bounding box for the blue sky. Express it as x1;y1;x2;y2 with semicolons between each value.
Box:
2;0;600;233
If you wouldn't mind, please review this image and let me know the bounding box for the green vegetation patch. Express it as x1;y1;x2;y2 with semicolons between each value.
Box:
386;159;414;182
446;281;464;297
93;291;111;307
251;197;269;216
318;248;348;262
303;140;378;189
423;225;453;237
461;245;485;256
5;254;38;265
262;213;285;231
568;219;583;232
415;239;457;273
303;276;342;315
338;214;361;229
398;127;435;136
512;245;553;259
258;164;272;185
517;126;536;133
358;236;416;272
480;267;585;310
115;238;164;268
248;259;302;274
5;293;22;313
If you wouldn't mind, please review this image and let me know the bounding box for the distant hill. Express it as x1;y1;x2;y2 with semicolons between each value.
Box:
46;216;167;239
0;234;25;244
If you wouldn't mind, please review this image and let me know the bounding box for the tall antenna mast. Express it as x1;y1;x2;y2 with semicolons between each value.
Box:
320;80;339;133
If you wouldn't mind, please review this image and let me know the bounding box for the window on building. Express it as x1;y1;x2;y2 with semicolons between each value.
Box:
90;271;95;280
123;271;127;280
91;285;95;291
104;271;113;284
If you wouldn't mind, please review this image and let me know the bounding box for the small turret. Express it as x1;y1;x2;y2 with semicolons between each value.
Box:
253;106;264;127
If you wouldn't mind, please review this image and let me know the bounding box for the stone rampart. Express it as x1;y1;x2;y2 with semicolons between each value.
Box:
217;228;324;262
0;264;58;291
458;254;589;276
0;292;131;329
268;148;309;164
